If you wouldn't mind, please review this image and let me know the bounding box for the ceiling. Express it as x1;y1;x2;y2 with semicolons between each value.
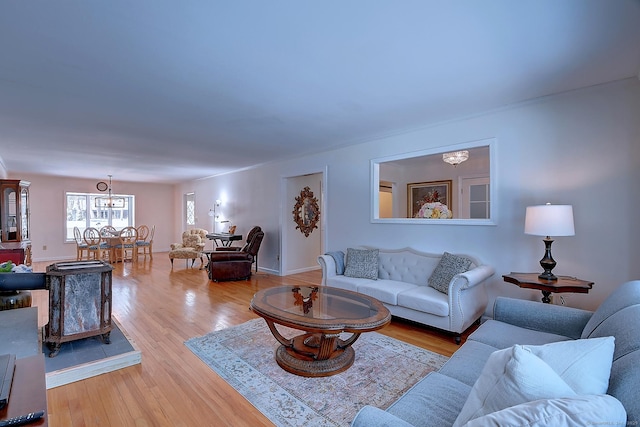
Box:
1;1;639;184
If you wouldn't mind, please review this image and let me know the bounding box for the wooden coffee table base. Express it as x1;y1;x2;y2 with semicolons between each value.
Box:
274;331;357;377
250;285;391;378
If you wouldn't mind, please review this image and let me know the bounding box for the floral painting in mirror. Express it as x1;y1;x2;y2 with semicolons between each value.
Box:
408;180;452;219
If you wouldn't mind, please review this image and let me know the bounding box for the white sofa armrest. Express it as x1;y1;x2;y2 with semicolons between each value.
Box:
449;264;495;292
448;264;495;335
317;254;337;286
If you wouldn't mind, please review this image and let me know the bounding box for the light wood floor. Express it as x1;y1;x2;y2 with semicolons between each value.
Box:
29;254;470;426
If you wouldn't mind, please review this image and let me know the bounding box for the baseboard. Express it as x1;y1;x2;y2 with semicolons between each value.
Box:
31;255;73;263
257;267;279;275
282;265;321;275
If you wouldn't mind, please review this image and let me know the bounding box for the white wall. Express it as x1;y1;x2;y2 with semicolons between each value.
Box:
9;173;176;262
179;78;640;312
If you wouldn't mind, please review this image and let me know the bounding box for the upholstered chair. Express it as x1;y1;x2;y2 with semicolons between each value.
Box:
207;227;264;281
214;225;263;272
169;228;208;269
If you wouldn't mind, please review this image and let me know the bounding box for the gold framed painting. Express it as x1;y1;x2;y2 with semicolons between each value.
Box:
407;180;452;218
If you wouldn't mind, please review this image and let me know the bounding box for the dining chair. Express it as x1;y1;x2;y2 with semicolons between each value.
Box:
114;226;138;263
99;225;119;262
83;227;104;260
74;226;89;260
100;225;118;236
136;225;154;259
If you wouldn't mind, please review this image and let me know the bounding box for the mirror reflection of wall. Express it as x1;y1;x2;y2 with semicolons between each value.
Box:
372;139;495;225
379;181;394;218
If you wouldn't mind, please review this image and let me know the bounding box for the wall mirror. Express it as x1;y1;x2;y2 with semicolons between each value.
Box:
293;186;320;237
371;138;496;225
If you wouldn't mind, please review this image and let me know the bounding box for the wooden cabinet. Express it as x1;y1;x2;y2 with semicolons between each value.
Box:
0;179;31;265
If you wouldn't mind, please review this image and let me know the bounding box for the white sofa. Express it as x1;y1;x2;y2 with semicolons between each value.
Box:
318;247;495;342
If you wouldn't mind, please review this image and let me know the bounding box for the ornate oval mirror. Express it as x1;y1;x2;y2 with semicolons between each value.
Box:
292;186;320;237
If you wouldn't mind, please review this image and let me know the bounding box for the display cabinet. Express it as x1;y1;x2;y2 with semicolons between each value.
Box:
0;179;31;265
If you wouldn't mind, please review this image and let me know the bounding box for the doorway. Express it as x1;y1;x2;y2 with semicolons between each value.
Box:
281;171;325;275
459;176;490;219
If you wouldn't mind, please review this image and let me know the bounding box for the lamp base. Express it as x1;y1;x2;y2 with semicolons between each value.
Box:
538;271;558;281
538;237;558;282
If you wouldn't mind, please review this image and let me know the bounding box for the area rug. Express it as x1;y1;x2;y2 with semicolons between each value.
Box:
185;319;448;427
43;318;142;389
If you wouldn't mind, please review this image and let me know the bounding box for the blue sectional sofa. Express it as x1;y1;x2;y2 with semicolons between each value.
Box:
352;280;640;427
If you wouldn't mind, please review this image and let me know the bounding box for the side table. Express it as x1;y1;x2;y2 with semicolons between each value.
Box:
503;272;593;304
0;354;48;426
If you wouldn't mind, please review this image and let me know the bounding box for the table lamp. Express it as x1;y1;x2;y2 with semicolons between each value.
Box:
524;203;575;281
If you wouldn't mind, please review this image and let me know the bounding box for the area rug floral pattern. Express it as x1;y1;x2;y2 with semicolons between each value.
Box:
185;319;448;427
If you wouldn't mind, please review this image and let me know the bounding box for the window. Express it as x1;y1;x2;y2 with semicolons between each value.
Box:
185;192;195;227
66;192;135;242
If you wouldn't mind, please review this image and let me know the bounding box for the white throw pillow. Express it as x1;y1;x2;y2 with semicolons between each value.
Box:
462;394;627;427
523;336;615;395
454;336;616;426
453;345;577;426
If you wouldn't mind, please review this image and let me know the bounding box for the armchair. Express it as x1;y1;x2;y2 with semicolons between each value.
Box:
215;226;263;272
169;228;208;269
207;226;264;281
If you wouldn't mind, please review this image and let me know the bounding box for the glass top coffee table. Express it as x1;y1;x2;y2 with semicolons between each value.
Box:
250;285;391;377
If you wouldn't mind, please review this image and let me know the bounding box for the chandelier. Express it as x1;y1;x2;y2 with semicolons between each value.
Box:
442;150;469;166
95;175;125;208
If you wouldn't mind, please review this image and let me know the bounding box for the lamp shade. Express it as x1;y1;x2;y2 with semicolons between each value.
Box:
524;204;575;237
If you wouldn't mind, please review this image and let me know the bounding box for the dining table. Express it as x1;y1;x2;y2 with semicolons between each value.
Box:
101;232;121;263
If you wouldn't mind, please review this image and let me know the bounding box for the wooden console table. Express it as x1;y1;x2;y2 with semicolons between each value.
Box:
0;354;48;426
503;272;593;304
